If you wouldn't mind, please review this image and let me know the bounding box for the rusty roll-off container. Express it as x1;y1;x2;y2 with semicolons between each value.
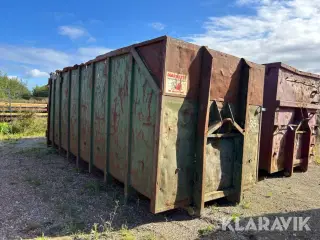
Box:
259;63;320;176
47;36;265;215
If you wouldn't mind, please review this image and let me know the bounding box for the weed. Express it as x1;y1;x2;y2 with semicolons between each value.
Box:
143;232;158;240
0;122;10;134
186;206;195;216
266;192;273;198
91;223;100;240
198;225;214;237
103;200;120;232
231;213;241;222
240;201;250;209
120;225;135;240
210;204;219;213
35;233;47;240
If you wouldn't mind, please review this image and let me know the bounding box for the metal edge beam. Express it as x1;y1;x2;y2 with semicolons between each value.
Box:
77;66;82;168
67;70;72;160
58;74;63;154
89;62;96;173
130;48;161;94
52;76;56;146
46;77;52;146
104;58;112;183
193;46;213;216
236;58;254;202
150;37;167;213
124;55;135;200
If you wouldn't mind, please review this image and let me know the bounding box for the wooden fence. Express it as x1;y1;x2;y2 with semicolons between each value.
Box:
0;102;47;121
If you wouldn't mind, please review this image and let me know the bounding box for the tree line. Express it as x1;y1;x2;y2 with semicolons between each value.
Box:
0;71;48;100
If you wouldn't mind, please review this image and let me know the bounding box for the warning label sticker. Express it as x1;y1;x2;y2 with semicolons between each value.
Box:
165;72;188;95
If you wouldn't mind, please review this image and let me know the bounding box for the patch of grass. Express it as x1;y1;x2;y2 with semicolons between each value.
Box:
231;213;241;222
2;138;19;144
0;122;10;134
25;176;41;187
315;156;320;165
198;225;214;237
35;233;48;240
210;204;219;213
240;201;250;209
120;225;135;240
142;232;159;240
0;113;46;140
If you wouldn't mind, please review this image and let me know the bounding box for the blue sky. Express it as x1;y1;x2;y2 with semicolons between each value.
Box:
1;0;320;89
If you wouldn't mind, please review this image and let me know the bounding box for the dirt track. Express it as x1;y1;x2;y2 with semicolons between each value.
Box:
0;137;319;239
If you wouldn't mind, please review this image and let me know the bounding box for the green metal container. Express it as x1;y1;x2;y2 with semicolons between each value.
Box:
47;36;265;215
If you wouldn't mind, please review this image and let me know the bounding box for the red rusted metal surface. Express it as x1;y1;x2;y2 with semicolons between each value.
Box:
47;36;264;215
259;62;320;176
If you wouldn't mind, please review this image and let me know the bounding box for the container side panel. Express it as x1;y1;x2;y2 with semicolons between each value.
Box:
61;72;69;150
49;79;55;142
136;41;165;88
277;68;320;104
130;61;158;198
80;65;93;162
156;96;197;211
209;50;242;104
70;69;79;156
109;54;131;182
93;61;107;171
54;76;61;145
242;105;261;187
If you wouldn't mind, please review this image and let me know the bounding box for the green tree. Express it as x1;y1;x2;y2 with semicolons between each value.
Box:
32;85;49;98
0;71;31;99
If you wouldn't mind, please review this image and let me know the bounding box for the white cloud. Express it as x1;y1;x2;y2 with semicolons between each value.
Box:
87;36;97;43
0;44;113;79
58;25;87;40
188;0;320;73
149;22;165;31
0;45;71;71
8;75;18;79
25;69;49;78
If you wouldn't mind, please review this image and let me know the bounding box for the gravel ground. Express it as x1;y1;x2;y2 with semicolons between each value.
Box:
0;137;319;240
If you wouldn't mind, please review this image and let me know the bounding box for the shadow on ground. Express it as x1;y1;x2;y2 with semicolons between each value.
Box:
0;137;319;240
0;137;192;239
